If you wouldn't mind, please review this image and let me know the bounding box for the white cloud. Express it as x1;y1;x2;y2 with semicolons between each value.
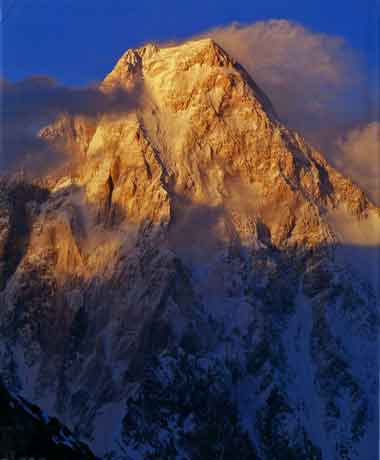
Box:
334;122;380;204
204;20;363;139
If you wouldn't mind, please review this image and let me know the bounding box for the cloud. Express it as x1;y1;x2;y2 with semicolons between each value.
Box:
204;20;366;141
0;125;60;176
1;76;141;118
0;76;142;174
332;122;380;204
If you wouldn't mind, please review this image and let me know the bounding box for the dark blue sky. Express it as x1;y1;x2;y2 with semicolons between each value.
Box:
1;0;378;85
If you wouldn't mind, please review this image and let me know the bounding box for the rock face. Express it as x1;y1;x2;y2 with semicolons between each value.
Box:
0;38;379;459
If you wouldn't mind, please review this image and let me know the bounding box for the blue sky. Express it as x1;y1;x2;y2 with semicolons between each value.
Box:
1;0;378;84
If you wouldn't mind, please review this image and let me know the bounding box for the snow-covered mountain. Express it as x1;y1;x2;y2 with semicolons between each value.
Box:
0;38;379;459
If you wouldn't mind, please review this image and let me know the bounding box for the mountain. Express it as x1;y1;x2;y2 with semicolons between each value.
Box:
0;38;379;459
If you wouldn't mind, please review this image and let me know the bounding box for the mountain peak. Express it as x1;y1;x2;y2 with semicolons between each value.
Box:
101;37;235;91
44;37;372;229
1;35;379;460
129;37;229;64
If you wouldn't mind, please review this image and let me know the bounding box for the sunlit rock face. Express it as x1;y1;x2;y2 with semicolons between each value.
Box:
0;38;378;459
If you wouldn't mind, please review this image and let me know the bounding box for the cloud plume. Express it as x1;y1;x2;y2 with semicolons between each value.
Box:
205;20;366;138
333;122;380;204
1;76;141;174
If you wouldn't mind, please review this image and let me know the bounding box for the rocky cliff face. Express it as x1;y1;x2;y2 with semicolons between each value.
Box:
0;38;378;459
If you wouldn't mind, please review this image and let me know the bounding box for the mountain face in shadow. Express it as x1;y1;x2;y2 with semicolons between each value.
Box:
0;377;96;459
0;38;379;459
